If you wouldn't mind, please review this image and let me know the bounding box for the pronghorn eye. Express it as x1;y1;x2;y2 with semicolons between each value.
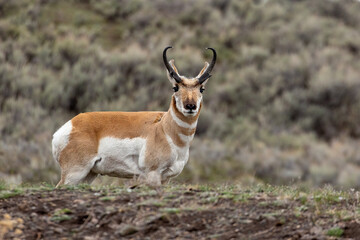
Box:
200;86;205;93
173;85;179;92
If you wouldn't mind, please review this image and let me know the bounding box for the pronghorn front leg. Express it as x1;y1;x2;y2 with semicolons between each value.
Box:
140;171;161;187
126;175;141;190
130;171;163;194
144;171;164;195
128;171;161;189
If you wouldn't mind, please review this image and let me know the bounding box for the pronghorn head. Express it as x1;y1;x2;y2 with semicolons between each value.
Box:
163;46;216;117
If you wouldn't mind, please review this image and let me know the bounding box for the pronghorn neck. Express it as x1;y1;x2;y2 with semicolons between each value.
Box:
162;96;201;147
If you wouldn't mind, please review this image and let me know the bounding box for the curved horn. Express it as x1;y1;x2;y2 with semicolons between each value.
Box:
163;46;182;83
198;47;217;84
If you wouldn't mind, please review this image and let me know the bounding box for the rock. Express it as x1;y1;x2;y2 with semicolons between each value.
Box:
74;199;85;205
116;224;138;236
239;219;252;224
84;236;97;240
143;214;170;226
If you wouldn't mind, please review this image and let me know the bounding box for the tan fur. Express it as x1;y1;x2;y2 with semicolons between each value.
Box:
58;111;171;172
54;57;211;188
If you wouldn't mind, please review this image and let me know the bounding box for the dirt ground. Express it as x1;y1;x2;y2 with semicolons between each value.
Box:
0;185;359;239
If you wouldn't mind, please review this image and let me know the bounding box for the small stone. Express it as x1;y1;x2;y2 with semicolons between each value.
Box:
16;218;23;224
17;224;25;229
54;227;63;234
0;219;16;229
84;236;97;240
310;226;322;235
239;219;253;224
143;214;170;225
91;218;98;224
74;199;85;205
116;224;138;236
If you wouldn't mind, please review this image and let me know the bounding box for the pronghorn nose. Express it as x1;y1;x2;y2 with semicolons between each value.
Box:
185;104;196;110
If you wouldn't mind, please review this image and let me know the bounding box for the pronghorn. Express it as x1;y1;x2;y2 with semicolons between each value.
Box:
52;46;216;187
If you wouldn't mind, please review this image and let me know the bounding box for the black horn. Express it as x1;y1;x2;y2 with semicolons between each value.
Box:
163;46;182;83
198;47;217;84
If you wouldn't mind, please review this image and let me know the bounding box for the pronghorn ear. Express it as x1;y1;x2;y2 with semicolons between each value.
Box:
196;62;210;85
196;62;210;78
169;59;179;74
167;59;180;85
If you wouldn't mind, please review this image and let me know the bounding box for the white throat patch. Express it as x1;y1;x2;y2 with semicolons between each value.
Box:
170;107;198;129
178;133;195;143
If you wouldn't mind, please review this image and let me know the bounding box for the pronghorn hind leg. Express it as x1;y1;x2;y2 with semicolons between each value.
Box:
56;137;98;188
56;162;95;188
55;176;65;188
57;167;91;187
56;168;96;188
56;163;97;188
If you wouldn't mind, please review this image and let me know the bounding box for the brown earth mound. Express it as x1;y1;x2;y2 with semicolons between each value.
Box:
0;185;359;239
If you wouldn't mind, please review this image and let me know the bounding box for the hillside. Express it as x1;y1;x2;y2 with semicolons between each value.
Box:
1;184;360;239
1;0;360;188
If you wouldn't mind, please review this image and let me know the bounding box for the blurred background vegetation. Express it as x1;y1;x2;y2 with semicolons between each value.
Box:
1;0;360;188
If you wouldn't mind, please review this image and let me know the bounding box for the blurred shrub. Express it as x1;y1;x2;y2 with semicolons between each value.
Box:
1;0;360;188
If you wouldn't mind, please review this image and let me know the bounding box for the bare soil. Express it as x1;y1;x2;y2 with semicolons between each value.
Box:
0;186;359;239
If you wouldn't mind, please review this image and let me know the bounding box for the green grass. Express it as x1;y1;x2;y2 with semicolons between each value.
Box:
0;182;56;199
0;182;358;239
137;199;165;207
99;196;116;201
20;182;55;191
51;208;73;222
0;183;357;221
326;227;344;237
0;181;8;191
197;185;214;192
201;195;219;204
160;208;181;214
51;214;73;222
60;183;93;191
0;189;24;199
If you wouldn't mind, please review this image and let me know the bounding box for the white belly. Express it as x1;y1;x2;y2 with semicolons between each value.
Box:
91;135;190;181
92;137;146;178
